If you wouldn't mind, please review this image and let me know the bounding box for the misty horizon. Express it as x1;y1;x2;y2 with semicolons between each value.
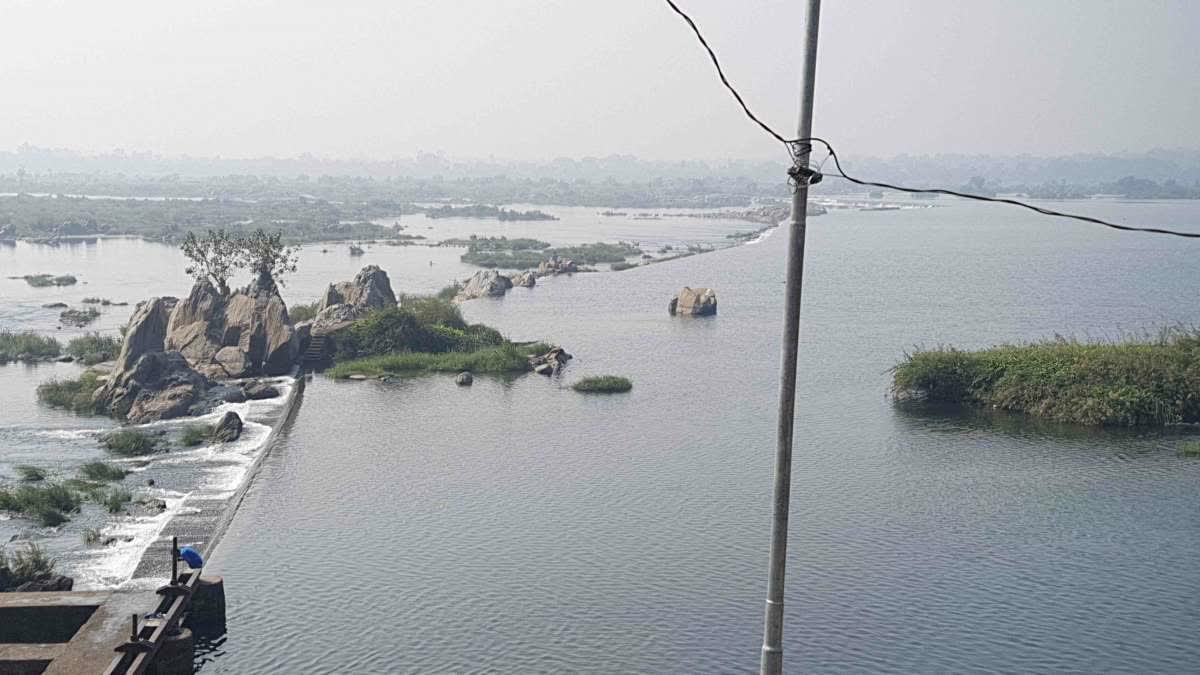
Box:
4;1;1197;161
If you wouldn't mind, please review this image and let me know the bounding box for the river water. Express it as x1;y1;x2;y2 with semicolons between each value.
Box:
3;200;1200;672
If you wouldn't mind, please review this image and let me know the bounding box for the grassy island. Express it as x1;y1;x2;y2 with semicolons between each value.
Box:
325;296;550;379
0;331;61;361
892;330;1200;426
572;375;633;393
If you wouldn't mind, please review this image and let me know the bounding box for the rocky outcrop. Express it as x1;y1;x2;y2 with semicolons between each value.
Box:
454;270;513;302
669;287;717;316
528;346;572;376
243;380;280;400
212;411;243;443
99;351;210;424
510;271;537;288
114;297;177;374
537;258;577;276
317;265;396;314
165;274;297;379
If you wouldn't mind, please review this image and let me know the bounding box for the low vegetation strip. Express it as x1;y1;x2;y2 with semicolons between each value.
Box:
0;331;61;361
572;375;633;393
891;330;1200;426
328;343;550;378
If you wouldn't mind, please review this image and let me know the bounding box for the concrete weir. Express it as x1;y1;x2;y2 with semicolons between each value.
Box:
0;376;305;675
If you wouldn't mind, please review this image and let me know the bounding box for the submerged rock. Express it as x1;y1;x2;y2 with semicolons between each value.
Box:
528;346;572;375
669;287;717;316
454;270;513;302
537;258;577;276
242;380;280;400
212;411;243;443
12;575;74;593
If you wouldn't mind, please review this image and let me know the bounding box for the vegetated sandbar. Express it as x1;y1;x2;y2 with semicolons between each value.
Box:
891;329;1200;426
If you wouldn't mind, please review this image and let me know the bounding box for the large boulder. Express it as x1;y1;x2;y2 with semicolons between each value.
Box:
511;271;537;288
99;351;210;424
316;265;396;313
537;258;577;276
304;266;399;345
669;287;717;316
165;274;297;379
115;297;177;374
454;270;513;302
212;411;243;443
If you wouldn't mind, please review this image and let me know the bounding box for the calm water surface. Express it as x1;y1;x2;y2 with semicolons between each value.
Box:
3;201;1199;672
197;200;1199;673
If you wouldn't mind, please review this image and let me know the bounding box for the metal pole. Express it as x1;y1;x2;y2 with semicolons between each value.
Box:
761;1;821;673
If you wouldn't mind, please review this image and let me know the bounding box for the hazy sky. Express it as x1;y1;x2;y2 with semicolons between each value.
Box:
3;0;1197;161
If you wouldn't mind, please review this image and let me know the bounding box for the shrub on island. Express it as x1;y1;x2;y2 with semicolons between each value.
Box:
572;375;633;393
892;329;1200;426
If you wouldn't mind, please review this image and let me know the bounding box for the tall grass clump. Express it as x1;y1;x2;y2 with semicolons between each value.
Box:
15;465;47;482
102;429;160;456
0;331;61;361
78;461;129;482
0;542;57;590
328;343;548;378
101;488;133;514
572;375;633;393
37;371;103;414
67;333;120;365
0;483;82;526
892;329;1200;426
179;424;213;447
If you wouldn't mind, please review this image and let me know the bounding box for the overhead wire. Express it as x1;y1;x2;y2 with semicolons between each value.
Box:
664;0;1200;239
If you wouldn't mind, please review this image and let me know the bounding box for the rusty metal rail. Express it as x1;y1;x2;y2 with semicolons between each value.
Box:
103;537;201;675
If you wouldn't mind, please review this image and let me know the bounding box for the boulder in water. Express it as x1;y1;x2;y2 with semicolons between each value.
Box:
511;271;537;288
669;287;717;316
242;380;280;400
455;371;473;386
454;270;513;302
100;351;210;424
12;575;74;593
212;411;243;443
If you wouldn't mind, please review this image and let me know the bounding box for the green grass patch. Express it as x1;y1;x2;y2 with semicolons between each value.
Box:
78;461;129;482
892;329;1200;426
0;331;61;361
179;424;213;447
329;343;549;378
0;542;56;589
0;483;82;527
1178;441;1200;458
100;488;133;514
67;333;120;365
15;465;47;482
37;371;104;414
102;429;160;456
572;375;633;393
